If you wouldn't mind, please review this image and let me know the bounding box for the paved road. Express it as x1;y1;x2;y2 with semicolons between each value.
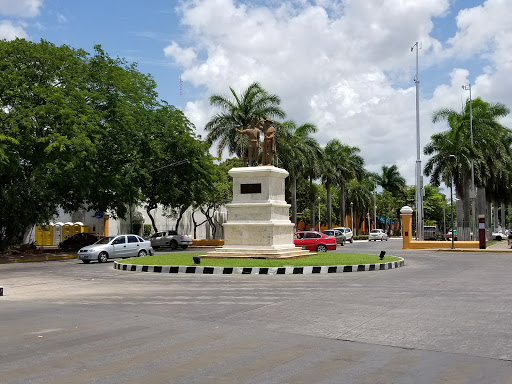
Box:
2;239;512;383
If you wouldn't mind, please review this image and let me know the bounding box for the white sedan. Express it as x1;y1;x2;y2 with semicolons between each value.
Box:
369;229;388;241
78;234;153;263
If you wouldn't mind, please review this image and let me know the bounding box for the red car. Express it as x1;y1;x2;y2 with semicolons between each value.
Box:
294;231;337;252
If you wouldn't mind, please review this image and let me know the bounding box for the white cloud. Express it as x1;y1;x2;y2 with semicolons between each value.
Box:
171;0;510;186
163;41;197;68
0;20;27;40
0;0;43;18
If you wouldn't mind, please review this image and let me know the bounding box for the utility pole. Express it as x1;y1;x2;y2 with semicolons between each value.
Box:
411;42;423;240
462;83;476;239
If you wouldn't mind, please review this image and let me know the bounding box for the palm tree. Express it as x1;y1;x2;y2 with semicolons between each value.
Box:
321;140;341;229
335;145;365;227
275;121;319;229
347;174;374;235
205;82;285;160
377;165;406;195
429;97;511;239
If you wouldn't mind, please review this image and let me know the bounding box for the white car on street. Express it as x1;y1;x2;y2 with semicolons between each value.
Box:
332;227;353;243
78;234;153;263
369;229;388;241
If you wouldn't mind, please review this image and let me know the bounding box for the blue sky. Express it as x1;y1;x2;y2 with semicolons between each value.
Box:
1;0;510;187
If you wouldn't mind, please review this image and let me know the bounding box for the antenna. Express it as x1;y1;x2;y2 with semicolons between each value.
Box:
179;75;183;110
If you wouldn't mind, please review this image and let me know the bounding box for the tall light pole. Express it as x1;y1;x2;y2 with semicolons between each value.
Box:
462;83;476;239
412;42;423;240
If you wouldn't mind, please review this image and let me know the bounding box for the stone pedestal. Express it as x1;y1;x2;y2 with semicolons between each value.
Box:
205;166;310;259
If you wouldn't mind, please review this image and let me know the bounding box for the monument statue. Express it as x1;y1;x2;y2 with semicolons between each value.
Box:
236;119;261;167
260;118;276;166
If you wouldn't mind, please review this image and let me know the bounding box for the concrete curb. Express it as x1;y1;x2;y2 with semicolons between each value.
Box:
0;254;76;264
113;258;405;275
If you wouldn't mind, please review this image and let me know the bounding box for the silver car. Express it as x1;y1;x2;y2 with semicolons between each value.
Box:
322;229;345;246
332;227;353;243
369;229;388;241
78;234;153;263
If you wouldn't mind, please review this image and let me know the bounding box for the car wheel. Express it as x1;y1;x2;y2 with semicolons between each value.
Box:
350;238;353;243
181;245;188;250
82;260;91;264
98;252;108;263
170;241;178;250
381;238;383;241
137;249;147;257
341;239;345;246
316;244;328;252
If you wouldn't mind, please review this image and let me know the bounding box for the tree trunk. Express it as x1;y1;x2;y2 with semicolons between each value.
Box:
146;204;158;233
493;202;499;232
456;191;464;241
486;199;492;240
339;186;346;227
309;175;315;230
462;178;471;241
290;177;297;231
501;202;506;231
326;181;332;229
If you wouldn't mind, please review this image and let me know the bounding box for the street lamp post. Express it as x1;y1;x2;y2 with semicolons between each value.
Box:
412;41;424;240
462;83;476;239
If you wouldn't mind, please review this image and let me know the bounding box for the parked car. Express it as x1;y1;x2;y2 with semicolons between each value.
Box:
332;227;353;243
322;229;345;246
149;230;193;250
59;233;101;251
369;229;388;241
294;231;337;252
423;226;438;240
78;234;153;263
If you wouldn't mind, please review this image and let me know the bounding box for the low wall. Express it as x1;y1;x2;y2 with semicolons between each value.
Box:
192;239;224;247
405;240;479;249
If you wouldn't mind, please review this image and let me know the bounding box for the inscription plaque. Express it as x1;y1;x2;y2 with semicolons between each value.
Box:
241;183;261;194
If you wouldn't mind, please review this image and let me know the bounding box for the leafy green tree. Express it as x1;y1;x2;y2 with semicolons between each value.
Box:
138;105;216;233
205;82;285;160
191;158;240;239
0;39;103;248
0;38;205;249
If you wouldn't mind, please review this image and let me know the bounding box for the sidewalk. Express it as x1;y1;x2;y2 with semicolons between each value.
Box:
436;239;512;253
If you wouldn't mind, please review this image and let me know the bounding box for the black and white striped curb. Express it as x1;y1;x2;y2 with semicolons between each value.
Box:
113;258;404;275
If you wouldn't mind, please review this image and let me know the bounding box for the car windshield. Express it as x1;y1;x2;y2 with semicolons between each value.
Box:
94;236;115;245
370;230;380;234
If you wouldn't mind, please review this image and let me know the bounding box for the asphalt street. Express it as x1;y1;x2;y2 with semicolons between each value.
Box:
1;239;512;383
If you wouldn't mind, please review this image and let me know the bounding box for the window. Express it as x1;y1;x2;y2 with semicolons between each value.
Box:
127;235;139;243
113;236;126;245
305;232;321;239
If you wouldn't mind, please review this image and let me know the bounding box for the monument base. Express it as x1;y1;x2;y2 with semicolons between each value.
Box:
204;245;312;259
206;166;310;259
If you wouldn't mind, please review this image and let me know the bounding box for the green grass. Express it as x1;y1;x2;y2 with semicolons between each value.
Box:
118;252;401;267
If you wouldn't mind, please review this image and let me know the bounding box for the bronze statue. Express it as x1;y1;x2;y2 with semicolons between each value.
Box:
236;119;261;166
260;118;276;166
